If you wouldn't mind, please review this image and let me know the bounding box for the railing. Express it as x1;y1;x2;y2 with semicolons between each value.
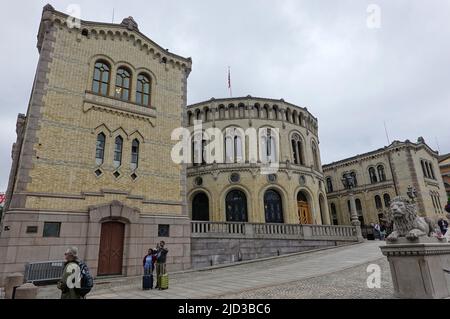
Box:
191;221;245;237
24;260;65;283
191;221;358;241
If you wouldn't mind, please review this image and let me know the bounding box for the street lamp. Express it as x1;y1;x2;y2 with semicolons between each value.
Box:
342;172;363;241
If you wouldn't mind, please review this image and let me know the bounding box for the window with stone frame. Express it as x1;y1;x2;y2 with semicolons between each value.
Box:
92;61;110;96
113;136;123;168
369;167;378;184
377;165;386;181
115;67;131;101
291;133;304;165
130;139;139;170
95;133;106;165
136;73;151;106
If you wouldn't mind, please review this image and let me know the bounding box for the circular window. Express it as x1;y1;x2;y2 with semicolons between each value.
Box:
267;174;277;183
230;173;240;183
194;176;203;186
299;175;306;185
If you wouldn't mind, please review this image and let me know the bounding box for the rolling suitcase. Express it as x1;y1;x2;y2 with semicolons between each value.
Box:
142;274;153;290
160;273;169;290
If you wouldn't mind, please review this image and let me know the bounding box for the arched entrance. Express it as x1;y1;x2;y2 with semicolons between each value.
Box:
98;221;125;276
297;191;313;224
264;189;284;223
192;192;209;221
225;190;248;222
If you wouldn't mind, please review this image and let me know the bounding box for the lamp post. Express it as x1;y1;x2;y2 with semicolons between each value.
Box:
342;172;364;242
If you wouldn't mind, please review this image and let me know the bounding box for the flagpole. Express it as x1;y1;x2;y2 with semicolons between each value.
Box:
228;66;232;98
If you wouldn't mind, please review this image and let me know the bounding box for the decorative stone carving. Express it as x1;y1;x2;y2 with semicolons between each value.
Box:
386;196;437;242
120;16;139;31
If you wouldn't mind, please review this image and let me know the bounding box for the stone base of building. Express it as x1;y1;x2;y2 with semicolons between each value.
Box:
191;238;350;269
380;238;450;299
0;201;191;286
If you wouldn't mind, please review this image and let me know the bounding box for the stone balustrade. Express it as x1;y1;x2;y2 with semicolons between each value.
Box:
191;221;358;241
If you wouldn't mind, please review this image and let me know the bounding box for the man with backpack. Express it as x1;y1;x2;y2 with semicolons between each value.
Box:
57;246;93;299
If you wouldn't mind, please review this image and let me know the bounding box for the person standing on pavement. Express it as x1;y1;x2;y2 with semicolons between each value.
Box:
57;247;82;299
143;248;155;275
155;241;168;289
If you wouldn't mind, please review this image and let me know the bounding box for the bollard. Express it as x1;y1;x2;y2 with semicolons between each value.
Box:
4;273;24;299
14;283;38;299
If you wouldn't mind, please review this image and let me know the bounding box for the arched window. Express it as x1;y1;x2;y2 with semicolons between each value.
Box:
312;143;319;171
377;165;386;182
326;177;333;193
92;61;110;96
262;106;268;118
260;128;276;163
421;160;427;178
375;195;382;210
225;128;244;163
428;162;436;179
264;189;284;223
225;190;248;222
219;106;225;119
330;203;338;225
291;133;304;165
383;194;391;207
95;133;106;165
286;109;291;122
130;139;139;170
238;104;245;118
115;67;131;101
204;108;210;122
113;136;123;168
273;107;279;120
192;192;209;221
192;133;206;166
136;73;150;106
425;161;432;179
229;105;236;119
369;167;378;184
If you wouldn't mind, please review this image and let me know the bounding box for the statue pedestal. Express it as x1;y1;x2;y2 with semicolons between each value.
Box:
380;238;450;299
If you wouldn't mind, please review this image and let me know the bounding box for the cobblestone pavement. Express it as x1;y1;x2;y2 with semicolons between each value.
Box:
38;241;392;299
216;257;393;299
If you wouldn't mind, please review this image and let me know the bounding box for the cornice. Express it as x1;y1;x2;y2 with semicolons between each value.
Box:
187;96;317;121
37;4;192;73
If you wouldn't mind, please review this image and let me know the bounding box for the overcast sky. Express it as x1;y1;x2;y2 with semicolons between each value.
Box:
0;0;449;191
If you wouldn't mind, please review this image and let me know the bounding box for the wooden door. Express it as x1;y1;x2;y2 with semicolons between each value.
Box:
97;222;124;276
297;201;312;224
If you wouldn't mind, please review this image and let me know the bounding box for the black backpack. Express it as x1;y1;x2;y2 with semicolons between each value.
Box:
76;261;94;297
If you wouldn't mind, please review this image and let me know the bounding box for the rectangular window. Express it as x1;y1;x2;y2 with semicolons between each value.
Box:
26;226;38;234
43;222;61;237
158;224;170;237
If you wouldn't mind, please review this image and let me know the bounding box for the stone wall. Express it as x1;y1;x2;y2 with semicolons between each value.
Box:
191;237;346;268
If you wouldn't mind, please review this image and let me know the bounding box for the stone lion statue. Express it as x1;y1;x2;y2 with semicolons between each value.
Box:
386;196;436;242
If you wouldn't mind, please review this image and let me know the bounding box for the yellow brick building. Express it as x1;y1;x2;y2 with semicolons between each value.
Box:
0;5;192;281
323;138;447;231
